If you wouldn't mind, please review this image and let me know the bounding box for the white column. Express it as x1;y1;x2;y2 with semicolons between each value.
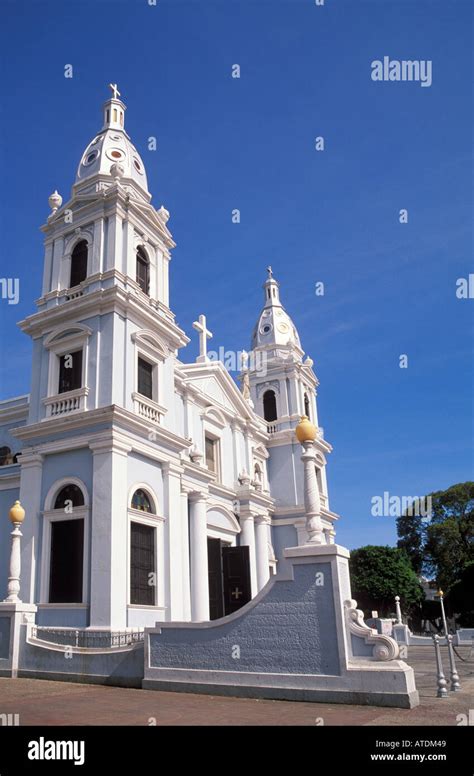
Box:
189;492;209;622
89;438;130;628
298;380;306;416
162;255;170;308
163;463;184;621
92;216;105;276
106;213;123;271
51;235;65;291
255;516;270;591
231;421;240;482
280;379;290;417
41;241;54;295
18;452;43;604
240;514;258;597
244;428;253;471
301;440;323;545
4;522;23;603
183;390;192;439
180;489;191;621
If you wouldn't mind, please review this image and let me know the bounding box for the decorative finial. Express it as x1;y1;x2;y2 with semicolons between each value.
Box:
48;190;62;213
266;265;273;278
9;500;25;524
189;445;204;465
157;205;170;223
295;415;318;443
110;162;124;181
109;83;121;100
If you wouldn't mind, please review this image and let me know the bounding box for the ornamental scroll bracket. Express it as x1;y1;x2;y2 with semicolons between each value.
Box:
344;599;399;661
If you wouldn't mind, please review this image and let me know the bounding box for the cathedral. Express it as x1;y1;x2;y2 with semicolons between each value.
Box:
0;86;339;631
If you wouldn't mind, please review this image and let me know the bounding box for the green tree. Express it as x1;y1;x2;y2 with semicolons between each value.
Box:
396;482;474;590
446;562;474;627
349;545;424;617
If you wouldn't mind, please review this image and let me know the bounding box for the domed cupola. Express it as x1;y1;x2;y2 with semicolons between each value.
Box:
75;84;149;200
251;267;302;355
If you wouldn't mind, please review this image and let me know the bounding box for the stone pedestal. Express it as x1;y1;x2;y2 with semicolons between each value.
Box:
0;602;37;678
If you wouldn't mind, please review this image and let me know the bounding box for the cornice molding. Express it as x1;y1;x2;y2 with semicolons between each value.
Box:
20;283;189;352
11;404;192;454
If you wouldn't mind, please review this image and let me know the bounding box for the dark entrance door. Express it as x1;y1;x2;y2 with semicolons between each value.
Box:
208;537;224;620
49;519;84;603
208;540;252;620
222;546;251;616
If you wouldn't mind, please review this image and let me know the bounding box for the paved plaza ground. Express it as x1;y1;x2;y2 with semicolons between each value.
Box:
0;646;472;726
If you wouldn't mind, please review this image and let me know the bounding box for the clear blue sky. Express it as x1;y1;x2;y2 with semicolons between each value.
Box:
0;0;472;549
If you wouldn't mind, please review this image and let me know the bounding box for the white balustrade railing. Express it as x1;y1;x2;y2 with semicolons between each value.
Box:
43;387;87;418
132;392;164;425
65;289;84;301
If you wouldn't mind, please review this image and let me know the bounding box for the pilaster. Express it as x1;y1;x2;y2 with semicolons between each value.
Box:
89;437;131;628
17;452;44;604
162;462;185;621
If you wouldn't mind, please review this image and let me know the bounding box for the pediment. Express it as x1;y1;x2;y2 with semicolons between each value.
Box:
179;362;256;421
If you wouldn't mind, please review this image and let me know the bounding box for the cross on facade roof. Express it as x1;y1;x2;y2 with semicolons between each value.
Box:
267;265;273;278
109;83;121;100
193;314;213;363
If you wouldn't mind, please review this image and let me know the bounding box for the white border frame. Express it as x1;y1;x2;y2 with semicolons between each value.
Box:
40;476;90;605
44;323;92;401
127;483;165;609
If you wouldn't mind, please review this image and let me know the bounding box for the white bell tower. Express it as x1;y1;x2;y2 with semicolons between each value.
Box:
246;267;319;432
243;268;333;536
20;85;189;426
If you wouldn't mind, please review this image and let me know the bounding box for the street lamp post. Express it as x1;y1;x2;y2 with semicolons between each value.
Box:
3;500;25;603
446;635;461;691
436;589;449;638
432;634;448;698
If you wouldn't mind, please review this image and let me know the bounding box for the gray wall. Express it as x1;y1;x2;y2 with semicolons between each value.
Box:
149;561;341;676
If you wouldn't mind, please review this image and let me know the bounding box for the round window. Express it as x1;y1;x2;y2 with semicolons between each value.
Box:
133;158;142;173
260;323;273;335
83;149;99;166
105;148;126;162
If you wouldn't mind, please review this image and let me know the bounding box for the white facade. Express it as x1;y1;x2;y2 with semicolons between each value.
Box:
0;88;341;631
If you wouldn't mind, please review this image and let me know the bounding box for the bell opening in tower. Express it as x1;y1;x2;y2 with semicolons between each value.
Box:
263;389;277;422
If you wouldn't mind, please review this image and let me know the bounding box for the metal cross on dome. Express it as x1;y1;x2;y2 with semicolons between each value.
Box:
109;83;121;99
267;265;273;278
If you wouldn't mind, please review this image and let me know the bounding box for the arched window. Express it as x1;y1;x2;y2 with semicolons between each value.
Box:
304;392;311;419
136;246;150;295
69;240;88;288
131;488;154;513
54;484;85;510
263;389;277;422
